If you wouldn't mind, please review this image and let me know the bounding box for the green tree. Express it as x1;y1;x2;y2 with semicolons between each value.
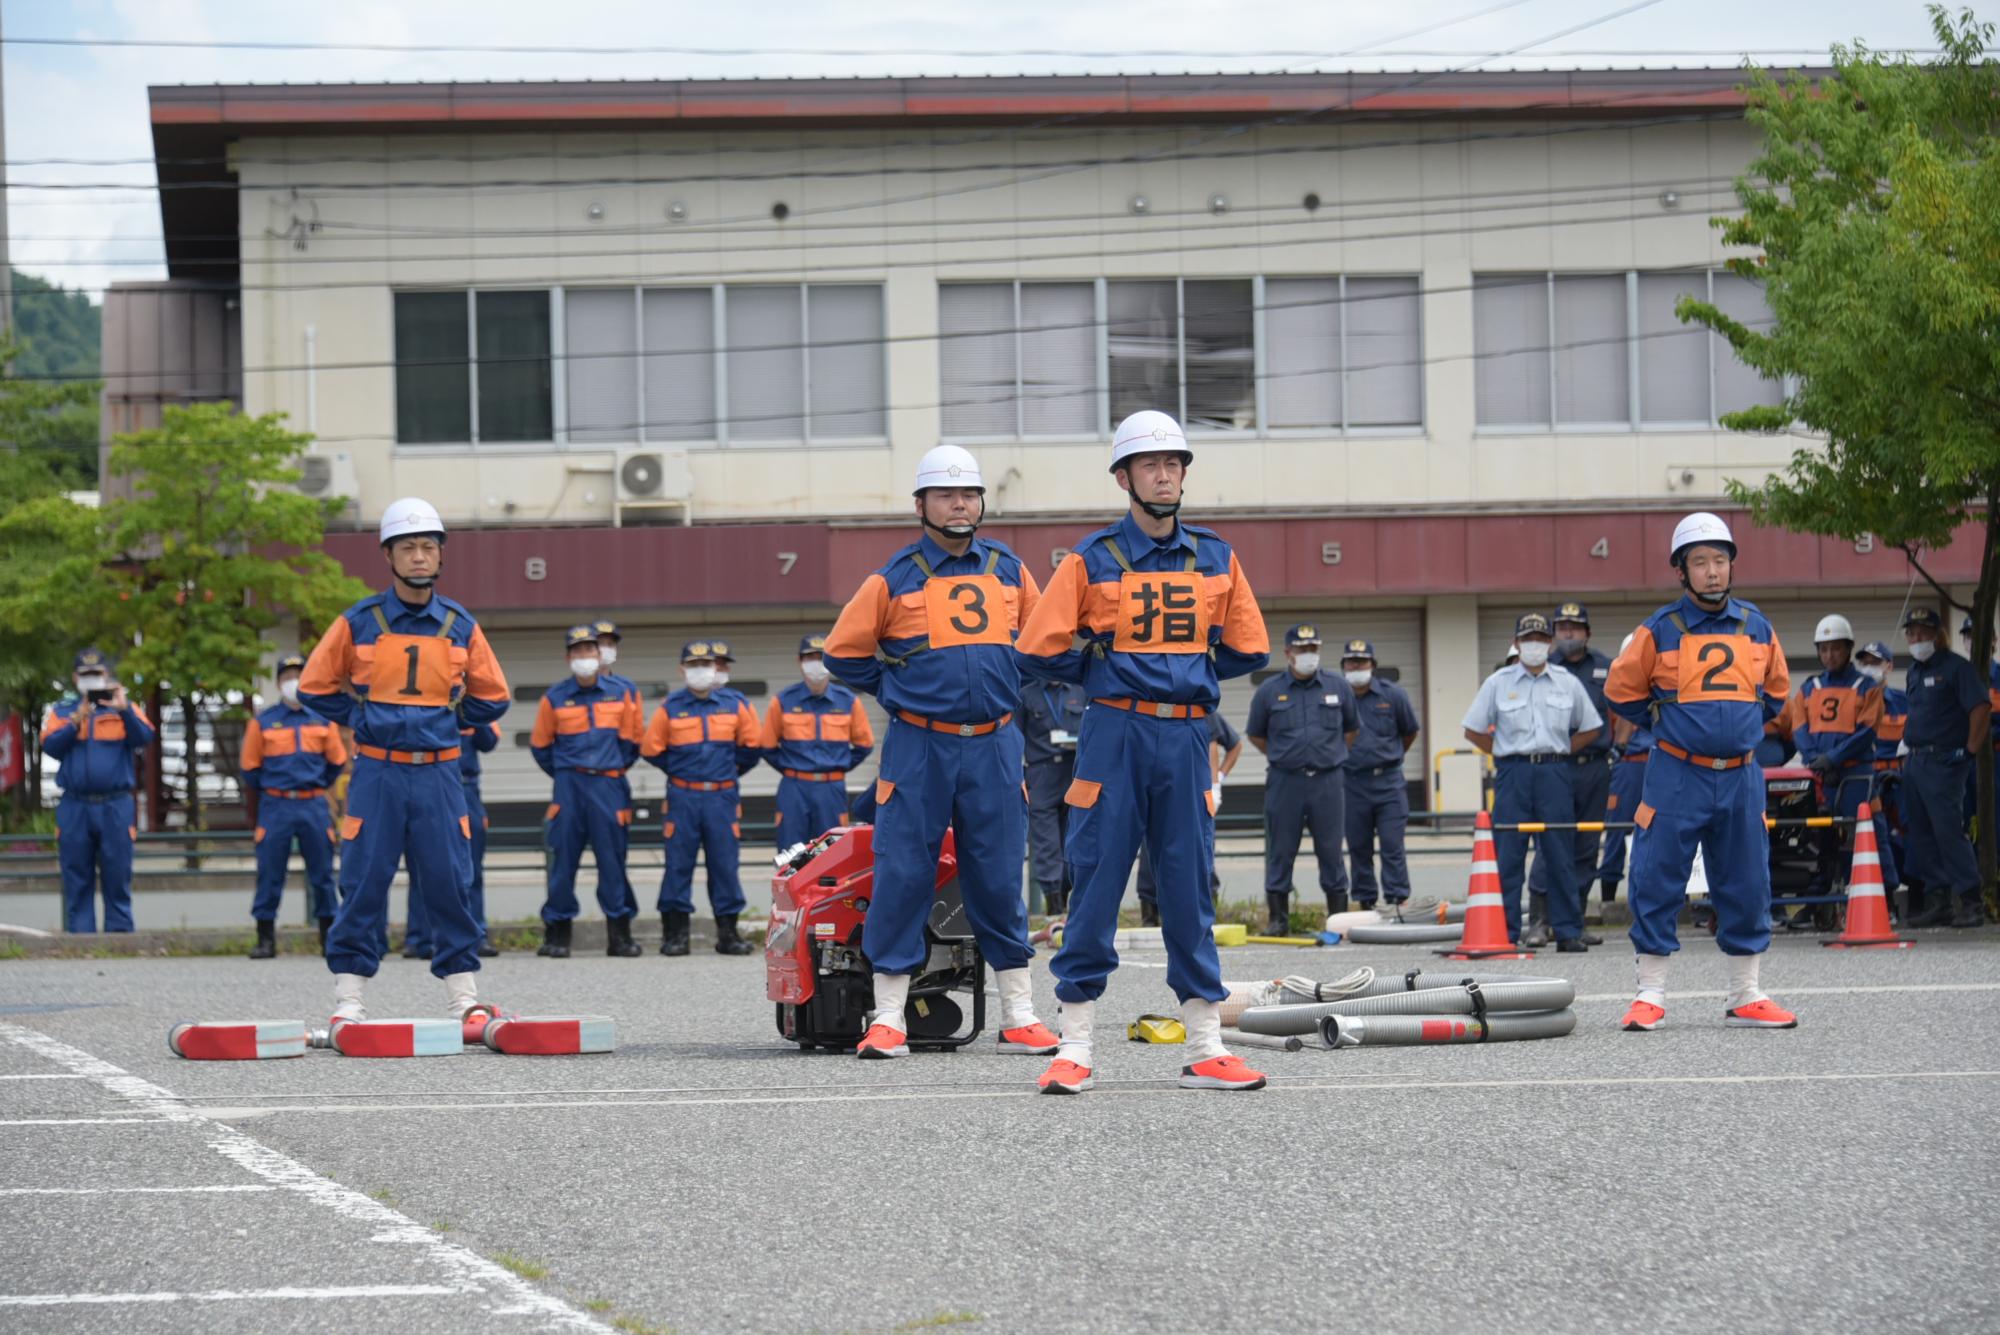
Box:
103;403;369;830
0;329;99;498
1683;6;2000;898
9;270;101;381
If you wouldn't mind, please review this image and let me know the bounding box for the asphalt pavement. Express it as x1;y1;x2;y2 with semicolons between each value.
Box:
1;916;1996;1334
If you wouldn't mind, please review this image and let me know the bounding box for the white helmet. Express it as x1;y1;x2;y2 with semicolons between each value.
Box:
1669;511;1734;566
1814;614;1854;644
912;445;984;495
379;496;446;546
1110;409;1192;474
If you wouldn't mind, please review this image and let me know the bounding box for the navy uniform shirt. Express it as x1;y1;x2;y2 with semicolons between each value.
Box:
1346;677;1420;771
1247;669;1360;772
1208;709;1241;756
1020;681;1088;768
1903;648;1987;750
1553;645;1614;755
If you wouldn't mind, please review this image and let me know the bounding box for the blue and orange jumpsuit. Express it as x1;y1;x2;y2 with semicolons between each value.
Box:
298;589;510;978
824;532;1042;978
641;686;762;917
240;701;348;924
533;675;643;926
406;720;503;953
762;681;874;844
1605;595;1790;957
1015;514;1269;1005
42;696;157;934
1784;664;1898;893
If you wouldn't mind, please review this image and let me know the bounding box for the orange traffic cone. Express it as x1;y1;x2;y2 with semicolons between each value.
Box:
1825;802;1914;950
1438;811;1535;960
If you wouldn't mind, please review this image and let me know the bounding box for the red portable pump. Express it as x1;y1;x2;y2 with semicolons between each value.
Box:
765;824;986;1051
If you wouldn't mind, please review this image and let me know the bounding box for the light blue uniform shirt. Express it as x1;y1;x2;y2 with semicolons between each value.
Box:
1462;662;1603;757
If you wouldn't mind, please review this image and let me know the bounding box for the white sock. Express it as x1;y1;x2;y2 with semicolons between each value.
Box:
869;973;910;1035
1181;998;1226;1062
1056;999;1094;1067
332;972;366;1023
1723;954;1765;1009
994;968;1039;1030
1634;954;1668;1008
443;972;478;1020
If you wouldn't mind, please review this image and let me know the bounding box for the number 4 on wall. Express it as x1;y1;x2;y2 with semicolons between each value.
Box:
1589;538;1609;560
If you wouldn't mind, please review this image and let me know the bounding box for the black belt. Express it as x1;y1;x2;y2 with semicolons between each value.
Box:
1348;762;1402;778
73;789;134;804
1498;753;1566;765
1909;745;1970;756
1273;765;1339;779
1572;751;1611;765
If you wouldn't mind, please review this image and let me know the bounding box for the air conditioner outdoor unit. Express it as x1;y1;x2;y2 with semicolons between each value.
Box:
614;447;692;526
295;450;359;505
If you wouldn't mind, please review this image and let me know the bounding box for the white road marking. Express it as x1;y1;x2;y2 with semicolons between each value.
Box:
0;1072;88;1080
0;1284;463;1307
0;1185;279;1196
1574;982;2000;1003
0;1022;614;1333
0;1117;176;1126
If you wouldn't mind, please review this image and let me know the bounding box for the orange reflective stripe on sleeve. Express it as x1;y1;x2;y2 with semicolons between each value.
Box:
463;624;510;704
1014;552;1089;658
825;573;891;661
530;697;558;748
1014;563;1043;631
323;725;349;767
760;698;784;750
641;705;672;758
1856;685;1884;732
1762;629;1791;704
1782;690;1807;736
239;718;264;771
1604;624;1657;705
622;691;645;744
41;710;69;736
849;698;875;748
1219;552;1270;658
738;701;761;739
299;615;355;697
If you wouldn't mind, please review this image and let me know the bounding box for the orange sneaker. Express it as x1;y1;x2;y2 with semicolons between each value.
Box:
1725;998;1798;1028
1037;1058;1094;1094
1179;1054;1267;1091
1620;1000;1666;1032
997;1021;1060;1055
855;1022;909;1059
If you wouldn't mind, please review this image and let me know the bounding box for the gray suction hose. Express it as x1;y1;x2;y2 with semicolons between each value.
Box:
1220;1028;1305;1052
1318;1008;1577;1046
1236;975;1577;1036
1343;922;1464;945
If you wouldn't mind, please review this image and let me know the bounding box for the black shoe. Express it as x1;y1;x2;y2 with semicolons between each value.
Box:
249;921;277;959
714;914;754;956
477;938;500;958
1952;898;1987;929
1522;921;1554;948
537;919;571;959
403;940;433;960
1579;930;1604;947
1139;900;1160;927
316;918;332;951
1324;892;1349;918
606;916;643;957
1908;899;1956;929
1599;878;1620;904
1265;894;1290;937
1556;937;1589;953
660;911;691;957
1045;889;1068;918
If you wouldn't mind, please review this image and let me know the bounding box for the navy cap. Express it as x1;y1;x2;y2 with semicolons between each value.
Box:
565;624;598;650
799;633;829;656
1903;607;1943;631
680;639;719;664
276;654;307;676
72;647;111;672
710;639;736;662
1857;640;1896;663
1515;612;1554;638
592;619;622;640
1285;623;1324;648
1339;638;1376;661
1553;601;1590;627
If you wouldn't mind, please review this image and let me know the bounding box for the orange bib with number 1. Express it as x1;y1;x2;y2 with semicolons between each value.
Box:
1112;571;1211;654
365;633;457;707
1674;634;1759;703
922;575;1013;649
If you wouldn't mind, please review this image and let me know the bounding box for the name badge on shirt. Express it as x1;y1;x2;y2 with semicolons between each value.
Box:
1593;667;1609;679
1323;694;1340;708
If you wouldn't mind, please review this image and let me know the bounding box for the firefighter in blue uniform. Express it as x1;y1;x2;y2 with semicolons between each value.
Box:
533;625;645;959
298;497;511;1025
1135;709;1241;919
1594;632;1654;917
1782;614;1897;923
1247;624;1360;936
403;718;503;960
1855;640;1914;919
1020;677;1088;916
1526;602;1614;946
240;654;348;957
1900;607;1991;929
1604;512;1796;1031
763;633;876;848
825;445;1058;1061
592;618;643;910
1016;411;1272;1094
641;640;763;956
1338;639;1421;913
42;648;157;934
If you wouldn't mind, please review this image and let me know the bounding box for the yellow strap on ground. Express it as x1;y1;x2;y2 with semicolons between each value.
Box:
1243;935;1321;946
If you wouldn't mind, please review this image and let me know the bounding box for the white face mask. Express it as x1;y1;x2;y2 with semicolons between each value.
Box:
1344;668;1373;688
279;680;301;705
801;660;832;686
684;665;718;692
570;657;601;680
1908;639;1936;662
1291;652;1321;677
77;673;108;693
598;643;618;666
1516;641;1552;668
714;669;731;686
1857;662;1888;683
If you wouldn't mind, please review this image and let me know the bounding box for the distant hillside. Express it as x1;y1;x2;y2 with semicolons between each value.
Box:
10;270;100;380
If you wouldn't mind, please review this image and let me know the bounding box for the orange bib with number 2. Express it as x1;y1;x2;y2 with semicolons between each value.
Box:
1675;634;1758;704
923;575;1013;649
1113;571;1211;655
366;633;457;707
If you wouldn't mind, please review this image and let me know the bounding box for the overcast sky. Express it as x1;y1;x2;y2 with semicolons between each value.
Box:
3;0;1965;298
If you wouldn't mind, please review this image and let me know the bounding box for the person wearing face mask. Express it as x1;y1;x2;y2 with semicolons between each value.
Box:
42;647;158;934
1463;613;1602;952
1337;639;1421;915
1247;625;1361;936
762;633;876;848
239;654;348;957
1603;512;1796;1031
641;640;764;956
591;619;644;899
1856;640;1917;920
297;498;511;1030
1016;412;1273;1094
825;445;1057;1063
1524;602;1614;946
531;626;646;959
1899;607;1992;929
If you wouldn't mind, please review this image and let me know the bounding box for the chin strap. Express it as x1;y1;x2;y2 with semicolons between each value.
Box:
1676;567;1728;611
1136;499;1182;521
923;519;979;541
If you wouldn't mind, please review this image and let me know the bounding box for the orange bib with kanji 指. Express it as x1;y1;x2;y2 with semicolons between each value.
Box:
366;633;457;707
1674;633;1758;704
923;574;1013;649
1112;571;1211;654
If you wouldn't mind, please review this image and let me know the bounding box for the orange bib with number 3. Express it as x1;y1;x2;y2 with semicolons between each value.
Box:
366;633;457;707
1112;571;1211;654
923;575;1013;649
1675;634;1758;704
1807;685;1860;734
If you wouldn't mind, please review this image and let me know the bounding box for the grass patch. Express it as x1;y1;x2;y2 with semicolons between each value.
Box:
896;1314;982;1331
0;940;27;961
431;1219;452;1232
584;1299;613;1313
494;1251;548;1281
610;1317;670;1335
367;1187;397;1206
